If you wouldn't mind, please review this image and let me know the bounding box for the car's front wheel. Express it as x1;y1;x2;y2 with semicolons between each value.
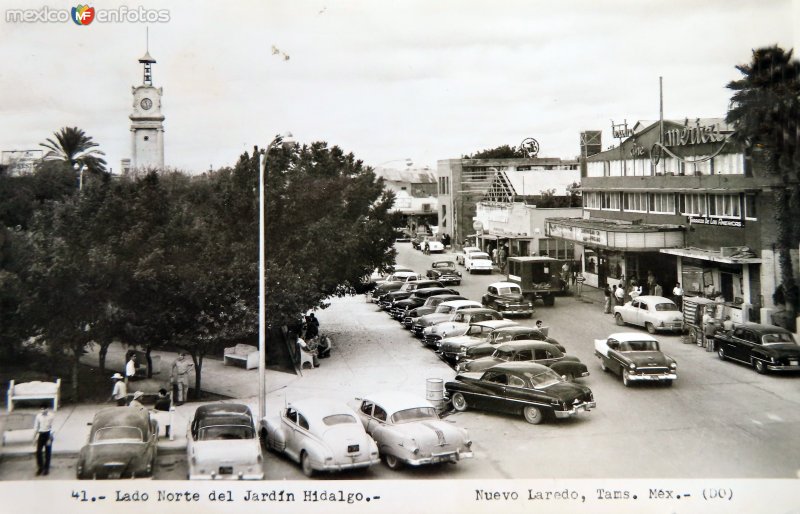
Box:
451;392;468;412
384;454;403;470
753;358;768;375
645;322;656;334
622;369;631;387
301;451;315;477
718;346;726;361
615;313;625;326
522;406;544;425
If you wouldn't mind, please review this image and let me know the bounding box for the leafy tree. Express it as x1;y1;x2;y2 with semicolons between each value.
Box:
726;46;800;328
463;144;528;159
40;126;108;176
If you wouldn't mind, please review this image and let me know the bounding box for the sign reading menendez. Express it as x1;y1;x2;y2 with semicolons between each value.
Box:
688;216;744;228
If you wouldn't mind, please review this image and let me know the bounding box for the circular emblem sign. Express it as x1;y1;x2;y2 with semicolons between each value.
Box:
472;221;484;231
520;137;540;158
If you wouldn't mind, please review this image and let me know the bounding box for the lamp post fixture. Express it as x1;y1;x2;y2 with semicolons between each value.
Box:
257;132;293;420
74;162;87;191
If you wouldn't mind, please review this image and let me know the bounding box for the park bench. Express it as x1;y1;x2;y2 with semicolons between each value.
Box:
223;344;259;370
6;379;61;413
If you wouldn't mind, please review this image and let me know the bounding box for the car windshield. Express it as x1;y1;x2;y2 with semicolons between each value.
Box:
435;305;454;314
523;368;563;388
433;262;450;269
472;254;490;261
497;286;521;295
93;426;143;443
619;340;660;352
762;332;797;345
654;302;678;312
198;424;255;441
469;313;497;323
322;414;357;426
492;349;513;361
390;407;438;423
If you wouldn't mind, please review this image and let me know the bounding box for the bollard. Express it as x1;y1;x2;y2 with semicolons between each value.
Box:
425;378;444;413
169;406;175;441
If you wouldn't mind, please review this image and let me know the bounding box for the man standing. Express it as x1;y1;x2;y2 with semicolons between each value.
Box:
654;282;664;298
125;353;138;383
604;285;613;314
305;312;320;341
153;388;172;438
673;282;684;311
32;405;55;476
614;283;625;306
171;352;194;405
109;373;127;406
499;246;507;273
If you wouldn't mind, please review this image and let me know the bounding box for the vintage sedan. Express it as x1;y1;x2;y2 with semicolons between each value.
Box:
456;246;481;265
391;287;459;320
187;403;264;480
402;294;466;329
426;260;462;285
456;341;589;380
465;251;494;274
420;238;445;253
422;307;503;347
715;323;800;374
379;280;444;310
594;333;677;387
481;282;534;317
411;299;483;337
464;326;565;360
613;295;683;334
437;319;520;362
351;391;473;470
76;407;158;479
260;398;379;477
445;362;596;425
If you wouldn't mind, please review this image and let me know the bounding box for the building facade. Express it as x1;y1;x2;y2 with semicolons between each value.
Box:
546;118;798;324
128;50;165;171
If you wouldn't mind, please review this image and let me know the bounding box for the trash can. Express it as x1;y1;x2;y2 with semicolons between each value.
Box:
425;378;444;413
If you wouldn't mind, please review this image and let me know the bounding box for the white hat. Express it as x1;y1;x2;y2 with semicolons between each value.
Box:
111;373;123;380
133;391;144;400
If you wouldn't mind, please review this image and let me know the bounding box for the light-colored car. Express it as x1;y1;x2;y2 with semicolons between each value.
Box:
259;398;379;477
351;391;473;470
613;295;683;334
456;246;481;265
411;299;483;337
594;332;677;386
187;403;264;480
437;319;520;362
465;251;494;274
420;238;445;253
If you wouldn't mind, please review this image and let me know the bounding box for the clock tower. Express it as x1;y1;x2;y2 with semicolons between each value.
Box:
129;48;165;169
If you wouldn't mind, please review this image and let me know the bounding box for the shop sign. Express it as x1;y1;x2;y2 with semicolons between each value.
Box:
576;227;607;245
663;120;726;147
688;216;744;228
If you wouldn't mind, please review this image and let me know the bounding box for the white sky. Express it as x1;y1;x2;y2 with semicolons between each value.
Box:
0;0;797;173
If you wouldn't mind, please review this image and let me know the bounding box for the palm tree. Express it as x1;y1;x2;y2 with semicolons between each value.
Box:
40;126;108;175
726;46;800;329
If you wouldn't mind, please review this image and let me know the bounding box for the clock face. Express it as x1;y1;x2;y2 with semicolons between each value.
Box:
140;98;153;110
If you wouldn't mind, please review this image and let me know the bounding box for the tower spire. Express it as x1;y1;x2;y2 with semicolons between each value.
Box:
138;28;156;86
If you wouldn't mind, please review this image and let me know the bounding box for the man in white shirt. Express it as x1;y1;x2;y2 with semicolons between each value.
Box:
33;405;55;476
125;353;138;383
673;283;684;311
614;284;625;305
110;373;127;406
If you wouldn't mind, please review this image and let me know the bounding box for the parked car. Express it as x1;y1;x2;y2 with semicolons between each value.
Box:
369;272;421;302
714;323;800;374
456;246;481;266
259;398;379;477
445;362;596;425
436;319;520;362
379;280;444;310
465;251;494;274
402;294;466;329
391;287;459;320
426;260;462;285
422;307;504;347
411;299;483;337
594;332;677;387
438;322;564;363
359;265;414;294
351;391;473;470
613;295;683;334
456;341;589;380
463;325;565;360
481;282;534;317
187;403;264;480
76;407;158;479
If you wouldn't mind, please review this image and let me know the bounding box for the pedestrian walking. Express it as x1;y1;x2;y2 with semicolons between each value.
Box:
673;282;684;311
125;353;138;383
153;388;172;438
614;283;625;306
109;373;128;406
499;247;507;273
604;285;613;313
171;352;194;405
32;405;55;476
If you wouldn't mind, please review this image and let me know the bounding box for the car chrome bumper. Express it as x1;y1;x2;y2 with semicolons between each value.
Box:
498;308;533;316
767;363;800;371
189;472;265;480
405;450;473;466
554;401;596;418
319;456;380;472
628;373;677;382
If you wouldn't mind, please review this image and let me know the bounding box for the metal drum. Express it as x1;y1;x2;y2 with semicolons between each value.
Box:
426;378;445;412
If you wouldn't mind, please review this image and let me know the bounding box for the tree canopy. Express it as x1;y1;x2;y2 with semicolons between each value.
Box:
40;126;108;176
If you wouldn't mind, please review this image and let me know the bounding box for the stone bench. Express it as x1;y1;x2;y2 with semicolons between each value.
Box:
7;379;61;413
223;344;259;370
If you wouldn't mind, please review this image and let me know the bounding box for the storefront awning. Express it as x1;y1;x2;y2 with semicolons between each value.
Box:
660;247;762;264
545;217;684;252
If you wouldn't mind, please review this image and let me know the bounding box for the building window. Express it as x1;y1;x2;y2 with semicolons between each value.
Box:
601;192;620;211
707;194;741;219
679;193;707;216
649;193;675;214
623;193;648;213
744;194;757;220
584;192;601;210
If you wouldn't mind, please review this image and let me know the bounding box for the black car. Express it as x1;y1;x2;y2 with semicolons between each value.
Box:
426;261;462;285
714;323;800;374
391;287;459;320
456;341;589;381
445;362;596;425
481;282;534;317
380;280;444;310
439;324;564;363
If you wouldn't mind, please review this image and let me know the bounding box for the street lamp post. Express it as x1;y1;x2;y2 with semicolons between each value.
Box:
257;132;292;420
